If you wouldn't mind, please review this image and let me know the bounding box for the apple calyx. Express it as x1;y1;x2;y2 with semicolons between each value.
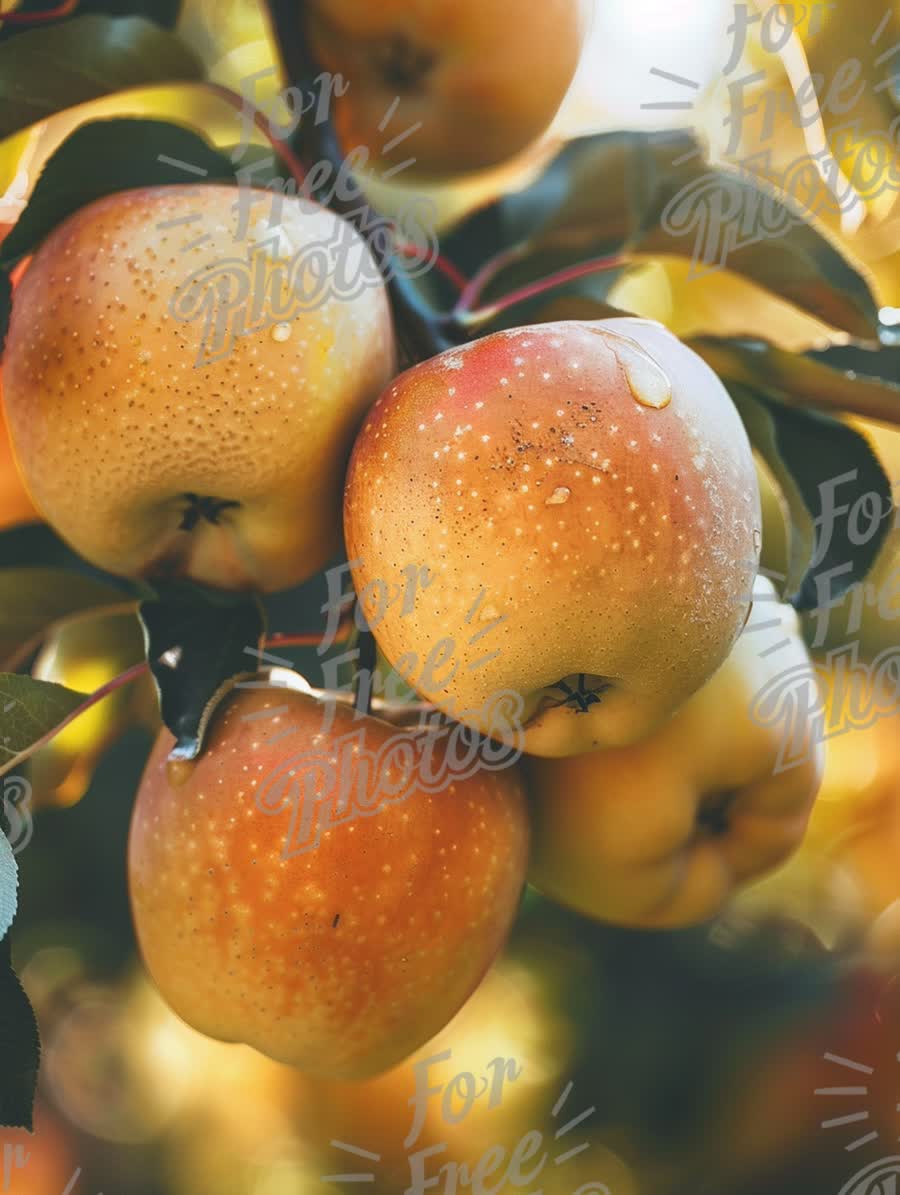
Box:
539;673;614;717
177;494;242;532
373;35;436;92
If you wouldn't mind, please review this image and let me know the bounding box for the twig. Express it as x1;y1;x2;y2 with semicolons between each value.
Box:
456;250;629;331
0;0;78;24
204;81;309;191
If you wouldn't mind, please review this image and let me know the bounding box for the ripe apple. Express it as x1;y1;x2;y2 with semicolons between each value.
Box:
0;378;37;531
304;0;588;178
128;681;529;1079
3;185;396;592
344;317;762;756
524;577;824;928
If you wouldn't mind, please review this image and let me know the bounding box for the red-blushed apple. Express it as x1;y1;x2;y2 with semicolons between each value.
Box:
304;0;588;178
2;185;396;592
128;682;529;1079
524;577;824;927
344;317;762;756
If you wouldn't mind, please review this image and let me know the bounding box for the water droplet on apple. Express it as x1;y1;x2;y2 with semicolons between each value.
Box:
480;603;501;623
753;527;762;552
603;330;672;410
271;322;293;343
545;487;571;506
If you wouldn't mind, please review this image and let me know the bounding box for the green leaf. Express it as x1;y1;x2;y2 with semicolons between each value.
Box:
0;117;237;268
0;937;39;1130
0;15;204;142
694;338;900;425
725;384;818;602
139;585;266;759
0;568;133;668
0;674;85;778
806;342;900;389
695;339;895;611
446;132;881;340
0;833;16;943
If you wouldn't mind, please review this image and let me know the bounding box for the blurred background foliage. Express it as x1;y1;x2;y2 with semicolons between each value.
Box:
2;0;900;1192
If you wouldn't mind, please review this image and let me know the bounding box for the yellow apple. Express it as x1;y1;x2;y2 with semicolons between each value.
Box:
3;185;396;592
524;577;824;927
304;0;588;178
344;317;762;756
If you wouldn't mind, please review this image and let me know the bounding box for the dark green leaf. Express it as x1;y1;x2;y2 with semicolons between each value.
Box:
695;337;900;425
140;586;266;759
806;342;900;389
0;674;85;777
0;117;237;268
446;132;881;340
696;339;895;611
0;15;204;141
0;834;16;943
0;936;39;1130
0;568;131;668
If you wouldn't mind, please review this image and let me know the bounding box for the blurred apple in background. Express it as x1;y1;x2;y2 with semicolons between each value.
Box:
0;1102;77;1195
806;664;900;921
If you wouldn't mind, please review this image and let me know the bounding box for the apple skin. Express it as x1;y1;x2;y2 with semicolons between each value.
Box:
344;318;762;757
0;376;37;531
305;0;587;178
524;577;824;928
3;185;396;592
128;684;529;1080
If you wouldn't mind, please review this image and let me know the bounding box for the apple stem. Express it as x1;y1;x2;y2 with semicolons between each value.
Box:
262;0;463;364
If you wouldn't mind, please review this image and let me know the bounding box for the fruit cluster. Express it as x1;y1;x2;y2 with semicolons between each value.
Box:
0;0;833;1083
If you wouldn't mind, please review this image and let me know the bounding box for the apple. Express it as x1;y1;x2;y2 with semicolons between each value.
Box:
304;0;588;178
2;185;396;592
524;577;824;928
344;317;763;757
0;374;37;531
128;681;529;1079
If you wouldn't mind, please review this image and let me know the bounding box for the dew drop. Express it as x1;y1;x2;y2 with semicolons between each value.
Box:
753;527;762;553
602;329;673;410
271;322;293;343
480;604;501;623
545;487;571;506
